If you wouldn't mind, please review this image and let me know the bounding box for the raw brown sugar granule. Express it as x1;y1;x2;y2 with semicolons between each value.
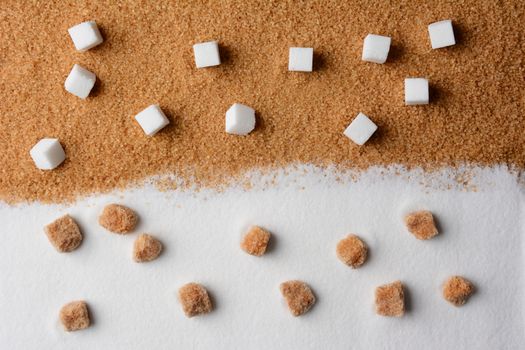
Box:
240;226;271;256
443;276;474;306
1;2;524;204
279;280;316;316
404;210;439;240
59;300;90;332
375;281;405;317
133;233;162;262
44;215;83;253
178;283;213;318
336;234;368;268
98;204;138;234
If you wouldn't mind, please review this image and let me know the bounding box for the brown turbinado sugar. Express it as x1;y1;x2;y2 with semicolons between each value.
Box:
178;283;213;318
133;233;162;262
279;280;316;316
59;300;90;332
404;211;439;240
99;204;138;234
240;226;271;256
1;2;524;203
336;234;368;268
443;276;474;306
44;215;83;252
375;281;405;317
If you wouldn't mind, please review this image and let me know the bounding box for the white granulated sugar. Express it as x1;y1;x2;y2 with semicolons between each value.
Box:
29;138;66;170
193;41;221;68
343;112;378;145
0;165;523;349
225;103;256;135
362;34;391;64
428;20;456;49
64;64;96;99
405;78;429;105
134;104;170;136
288;47;313;72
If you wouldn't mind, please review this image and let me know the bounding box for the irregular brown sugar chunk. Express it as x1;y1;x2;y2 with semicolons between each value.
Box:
59;301;90;332
336;234;368;268
404;210;438;240
240;226;271;256
178;283;213;317
375;281;405;317
44;215;82;253
133;234;162;262
279;280;316;316
443;276;475;306
99;204;138;234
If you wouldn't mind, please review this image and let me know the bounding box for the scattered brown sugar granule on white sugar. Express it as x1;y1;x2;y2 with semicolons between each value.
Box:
279;280;316;316
59;300;90;332
99;204;138;234
133;234;162;262
178;283;213;318
336;234;368;268
443;276;475;306
240;226;271;256
44;215;82;252
375;281;405;317
404;210;438;240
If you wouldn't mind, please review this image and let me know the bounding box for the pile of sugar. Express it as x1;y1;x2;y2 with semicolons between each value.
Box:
1;1;524;203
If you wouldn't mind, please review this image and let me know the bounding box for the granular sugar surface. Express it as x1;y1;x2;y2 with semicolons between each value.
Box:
1;1;524;202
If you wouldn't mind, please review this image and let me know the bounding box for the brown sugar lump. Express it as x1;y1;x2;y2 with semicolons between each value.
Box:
336;234;368;268
404;210;438;240
443;276;475;306
59;300;90;331
44;215;83;252
375;281;405;317
240;226;271;256
279;280;316;316
178;283;213;318
133;234;162;262
99;204;138;234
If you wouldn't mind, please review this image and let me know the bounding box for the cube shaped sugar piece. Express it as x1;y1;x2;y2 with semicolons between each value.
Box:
405;78;429;105
134;104;170;136
64;64;96;99
68;21;103;52
59;301;90;331
193;41;221;68
288;47;313;72
428;20;455;49
30;138;66;170
178;283;213;317
280;280;316;316
362;34;391;64
375;281;405;317
343;112;378;146
225;103;256;135
45;215;83;253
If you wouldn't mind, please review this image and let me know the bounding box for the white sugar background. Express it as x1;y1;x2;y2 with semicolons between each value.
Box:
0;165;523;350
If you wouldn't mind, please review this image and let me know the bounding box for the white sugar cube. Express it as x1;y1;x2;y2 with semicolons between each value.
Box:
30;138;66;170
193;41;221;68
362;34;391;64
428;20;455;49
405;78;429;105
64;64;96;99
343;113;378;146
68;21;103;52
134;104;170;136
225;103;256;135
288;47;313;72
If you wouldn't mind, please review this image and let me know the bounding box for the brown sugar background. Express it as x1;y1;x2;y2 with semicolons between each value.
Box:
1;1;524;203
